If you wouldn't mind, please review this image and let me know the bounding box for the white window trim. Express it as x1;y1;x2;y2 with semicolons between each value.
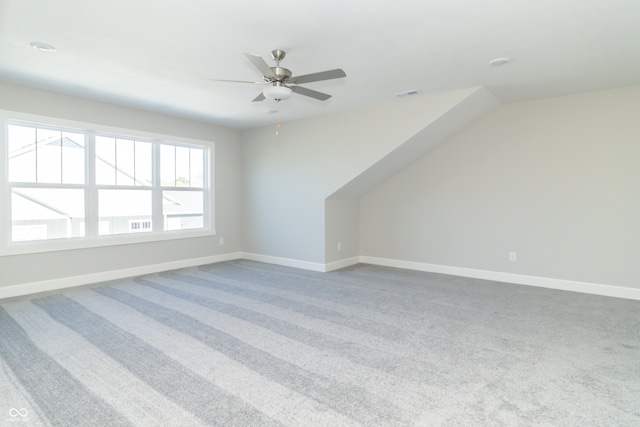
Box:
1;110;216;257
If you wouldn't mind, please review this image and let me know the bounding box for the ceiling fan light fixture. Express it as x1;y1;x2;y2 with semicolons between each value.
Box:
263;85;292;101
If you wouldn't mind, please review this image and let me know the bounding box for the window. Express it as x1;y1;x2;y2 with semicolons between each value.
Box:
160;144;205;231
3;117;213;254
8;125;87;242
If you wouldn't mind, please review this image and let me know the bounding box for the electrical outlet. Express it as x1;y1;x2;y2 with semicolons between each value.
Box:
219;237;224;246
509;251;517;262
337;242;342;251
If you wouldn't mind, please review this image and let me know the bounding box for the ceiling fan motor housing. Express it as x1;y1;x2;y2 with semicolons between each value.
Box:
270;67;292;84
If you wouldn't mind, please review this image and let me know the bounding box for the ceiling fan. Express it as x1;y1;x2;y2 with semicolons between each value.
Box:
206;49;346;103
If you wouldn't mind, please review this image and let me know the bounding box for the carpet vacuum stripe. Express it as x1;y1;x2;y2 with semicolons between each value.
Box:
179;267;524;376
131;276;439;417
65;289;356;426
96;283;407;425
3;300;208;427
138;274;446;381
1;260;639;426
0;306;132;426
163;270;409;342
31;294;280;426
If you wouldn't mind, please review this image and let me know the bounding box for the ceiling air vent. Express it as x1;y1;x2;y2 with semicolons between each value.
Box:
394;89;419;98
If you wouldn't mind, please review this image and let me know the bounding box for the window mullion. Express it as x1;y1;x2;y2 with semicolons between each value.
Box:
86;132;98;238
152;141;163;232
205;147;213;231
1;133;8;247
59;131;63;184
35;128;39;183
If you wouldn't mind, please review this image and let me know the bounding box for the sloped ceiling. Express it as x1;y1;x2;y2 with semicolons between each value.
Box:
0;0;639;129
329;87;501;199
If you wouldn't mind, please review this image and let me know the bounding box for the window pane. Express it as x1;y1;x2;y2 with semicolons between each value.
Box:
37;128;62;183
96;136;116;185
62;132;85;184
98;189;152;235
163;190;203;230
190;148;204;188
135;141;152;186
116;138;135;186
11;188;85;241
175;146;190;187
8;125;36;183
96;137;151;187
161;144;175;186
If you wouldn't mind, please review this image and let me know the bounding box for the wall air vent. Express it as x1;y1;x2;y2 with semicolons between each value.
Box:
394;89;419;98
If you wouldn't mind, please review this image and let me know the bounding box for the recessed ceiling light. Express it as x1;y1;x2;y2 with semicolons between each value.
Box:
489;57;510;66
30;42;56;53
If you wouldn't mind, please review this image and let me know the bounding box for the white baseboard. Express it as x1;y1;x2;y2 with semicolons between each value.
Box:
241;253;360;273
359;256;640;301
240;252;326;272
325;257;360;272
0;252;242;300
3;251;638;301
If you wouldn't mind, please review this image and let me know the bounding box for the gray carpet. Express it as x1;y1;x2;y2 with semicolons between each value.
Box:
1;260;639;426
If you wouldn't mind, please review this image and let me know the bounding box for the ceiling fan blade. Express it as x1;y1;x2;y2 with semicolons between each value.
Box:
244;53;276;80
291;86;332;101
202;78;266;84
292;69;346;84
252;92;266;102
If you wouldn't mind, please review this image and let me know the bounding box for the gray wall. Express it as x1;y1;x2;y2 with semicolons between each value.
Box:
3;82;638;292
240;88;484;264
360;85;640;288
0;83;242;287
325;199;359;264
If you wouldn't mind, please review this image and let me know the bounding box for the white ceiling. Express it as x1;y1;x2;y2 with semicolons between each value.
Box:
1;0;639;129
